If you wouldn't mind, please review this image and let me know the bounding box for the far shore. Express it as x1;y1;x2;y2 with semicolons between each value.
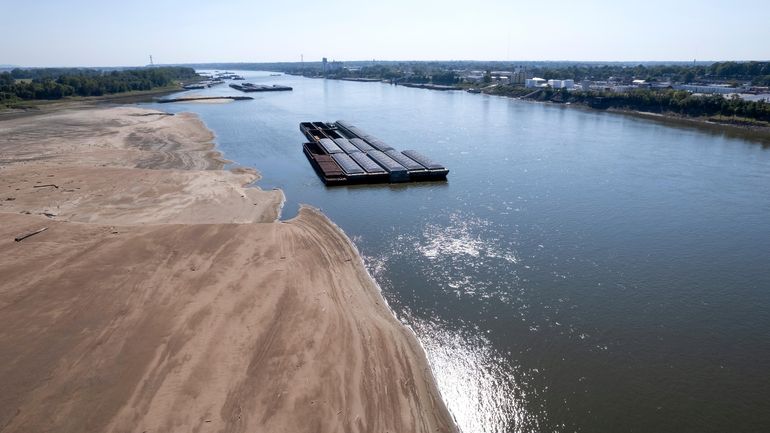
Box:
0;105;457;432
477;89;770;145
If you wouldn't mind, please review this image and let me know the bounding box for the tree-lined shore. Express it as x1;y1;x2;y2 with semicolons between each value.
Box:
485;86;770;125
0;67;198;106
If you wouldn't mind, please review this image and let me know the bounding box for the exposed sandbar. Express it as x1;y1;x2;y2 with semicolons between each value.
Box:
0;106;456;432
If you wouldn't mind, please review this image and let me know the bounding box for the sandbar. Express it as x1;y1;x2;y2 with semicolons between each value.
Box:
0;106;456;432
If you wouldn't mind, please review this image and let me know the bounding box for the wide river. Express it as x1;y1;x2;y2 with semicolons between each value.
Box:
146;71;770;433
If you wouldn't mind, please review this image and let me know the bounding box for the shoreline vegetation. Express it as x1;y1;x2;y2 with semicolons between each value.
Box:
0;66;200;110
0;106;457;432
0;86;182;118
482;85;770;134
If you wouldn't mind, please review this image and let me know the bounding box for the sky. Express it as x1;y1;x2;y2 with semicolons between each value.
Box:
2;0;769;67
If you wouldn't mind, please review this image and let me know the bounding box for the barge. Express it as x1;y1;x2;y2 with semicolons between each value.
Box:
230;83;293;92
299;121;449;185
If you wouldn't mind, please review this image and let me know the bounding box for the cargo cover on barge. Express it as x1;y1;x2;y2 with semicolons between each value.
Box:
300;121;449;185
230;83;293;92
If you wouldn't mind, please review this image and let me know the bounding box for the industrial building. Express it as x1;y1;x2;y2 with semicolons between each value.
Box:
525;77;547;88
547;79;575;89
673;84;739;94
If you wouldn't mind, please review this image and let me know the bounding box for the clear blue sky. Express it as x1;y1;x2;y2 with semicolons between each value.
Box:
2;0;768;67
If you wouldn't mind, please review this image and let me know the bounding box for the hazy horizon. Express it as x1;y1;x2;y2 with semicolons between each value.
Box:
4;59;769;69
2;0;769;67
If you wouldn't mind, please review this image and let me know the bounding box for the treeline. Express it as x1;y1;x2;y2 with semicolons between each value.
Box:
526;62;770;85
321;64;460;85
708;61;770;81
488;86;770;123
531;64;698;83
576;90;770;122
283;60;770;87
1;67;198;104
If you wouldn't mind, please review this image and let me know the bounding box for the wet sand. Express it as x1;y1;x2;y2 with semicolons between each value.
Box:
0;107;456;432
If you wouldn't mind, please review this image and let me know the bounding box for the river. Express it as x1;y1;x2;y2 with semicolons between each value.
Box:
145;70;770;433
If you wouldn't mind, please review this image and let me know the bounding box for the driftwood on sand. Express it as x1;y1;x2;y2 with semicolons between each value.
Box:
14;227;48;242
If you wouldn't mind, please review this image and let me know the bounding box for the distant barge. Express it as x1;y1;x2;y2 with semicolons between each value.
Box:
398;83;462;91
300;121;449;185
230;83;293;92
158;96;253;103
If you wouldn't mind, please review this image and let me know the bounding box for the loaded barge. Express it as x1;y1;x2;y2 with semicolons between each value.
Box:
230;83;293;92
300;121;449;185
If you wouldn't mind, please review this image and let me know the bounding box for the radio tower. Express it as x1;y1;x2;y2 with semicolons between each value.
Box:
149;55;154;67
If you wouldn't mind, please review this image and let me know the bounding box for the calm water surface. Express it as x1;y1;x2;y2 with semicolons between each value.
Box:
145;71;770;433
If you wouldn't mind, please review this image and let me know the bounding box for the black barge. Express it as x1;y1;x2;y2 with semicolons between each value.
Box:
230;83;293;92
299;121;449;185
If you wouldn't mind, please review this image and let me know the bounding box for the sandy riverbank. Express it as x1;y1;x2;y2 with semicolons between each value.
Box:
610;108;770;146
0;107;456;432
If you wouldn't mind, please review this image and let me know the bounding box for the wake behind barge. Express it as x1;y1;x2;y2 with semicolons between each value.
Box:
300;121;449;185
